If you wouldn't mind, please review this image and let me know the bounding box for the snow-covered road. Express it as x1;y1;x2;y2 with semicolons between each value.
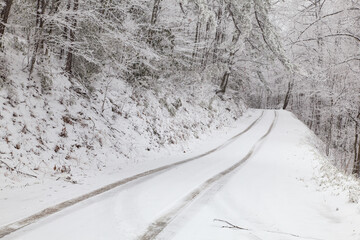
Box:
2;110;360;240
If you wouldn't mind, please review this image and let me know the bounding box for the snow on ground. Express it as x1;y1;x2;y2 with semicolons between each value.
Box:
2;110;360;240
1;109;274;239
158;110;360;240
0;108;260;228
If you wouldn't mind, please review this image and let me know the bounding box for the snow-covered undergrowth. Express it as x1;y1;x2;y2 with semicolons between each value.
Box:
315;156;360;203
312;149;360;204
301;123;360;204
0;49;246;189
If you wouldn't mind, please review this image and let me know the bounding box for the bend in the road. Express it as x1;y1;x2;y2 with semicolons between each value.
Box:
138;111;278;240
0;110;265;238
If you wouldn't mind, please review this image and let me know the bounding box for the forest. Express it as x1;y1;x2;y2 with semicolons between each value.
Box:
0;0;359;180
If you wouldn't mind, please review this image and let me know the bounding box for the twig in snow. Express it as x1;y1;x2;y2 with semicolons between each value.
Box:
214;219;249;230
0;160;38;178
0;159;13;171
16;170;38;178
213;219;324;240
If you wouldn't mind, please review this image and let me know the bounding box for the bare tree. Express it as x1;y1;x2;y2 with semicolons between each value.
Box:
0;0;13;48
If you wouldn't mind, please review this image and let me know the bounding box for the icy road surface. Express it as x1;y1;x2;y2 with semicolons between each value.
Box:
2;110;360;240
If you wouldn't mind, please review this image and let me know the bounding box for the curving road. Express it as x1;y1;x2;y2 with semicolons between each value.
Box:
1;110;278;240
3;110;359;240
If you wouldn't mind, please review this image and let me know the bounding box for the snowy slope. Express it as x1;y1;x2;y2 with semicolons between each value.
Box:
0;46;246;189
2;110;360;240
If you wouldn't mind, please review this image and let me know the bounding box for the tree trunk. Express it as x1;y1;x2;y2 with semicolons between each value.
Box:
61;0;72;60
326;109;333;156
192;19;201;61
356;136;360;177
45;0;61;57
29;0;47;76
353;124;359;176
216;71;230;95
352;112;360;176
282;80;293;110
150;0;162;25
213;4;224;63
65;0;79;76
147;0;162;45
0;0;14;48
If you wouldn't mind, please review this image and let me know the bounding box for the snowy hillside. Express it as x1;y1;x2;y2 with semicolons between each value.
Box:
0;0;258;189
0;47;246;189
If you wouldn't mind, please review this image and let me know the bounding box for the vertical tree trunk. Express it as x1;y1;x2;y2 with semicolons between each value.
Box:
352;124;359;176
282;79;293;110
356;136;360;176
61;0;72;60
326;111;333;156
352;112;360;176
29;0;47;76
65;0;79;76
200;21;211;66
215;14;238;97
313;0;323;135
213;4;223;63
216;71;230;95
147;0;162;45
44;0;61;57
0;0;14;48
192;19;201;61
150;0;162;25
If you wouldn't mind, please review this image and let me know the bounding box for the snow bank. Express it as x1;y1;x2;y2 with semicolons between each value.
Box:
289;112;360;204
311;143;360;204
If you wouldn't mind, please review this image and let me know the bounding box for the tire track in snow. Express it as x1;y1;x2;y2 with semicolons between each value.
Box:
138;111;278;240
0;111;264;238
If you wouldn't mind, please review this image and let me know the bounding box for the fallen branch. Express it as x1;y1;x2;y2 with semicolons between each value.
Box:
214;219;249;230
0;160;37;178
16;169;37;179
213;219;323;240
0;159;13;171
